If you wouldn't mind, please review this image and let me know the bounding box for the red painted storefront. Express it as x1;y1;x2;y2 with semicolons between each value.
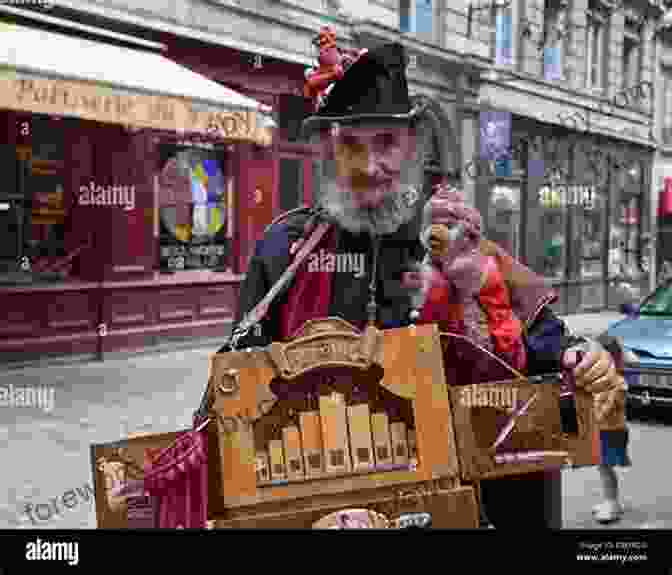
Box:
0;27;317;363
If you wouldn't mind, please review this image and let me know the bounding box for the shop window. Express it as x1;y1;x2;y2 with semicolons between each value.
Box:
5;115;69;277
279;158;303;212
529;156;569;280
607;160;645;304
486;182;521;260
158;148;231;271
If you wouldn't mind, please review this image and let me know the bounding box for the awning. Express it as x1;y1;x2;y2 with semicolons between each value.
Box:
0;24;273;145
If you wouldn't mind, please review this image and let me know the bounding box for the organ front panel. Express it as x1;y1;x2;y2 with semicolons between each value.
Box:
208;321;461;512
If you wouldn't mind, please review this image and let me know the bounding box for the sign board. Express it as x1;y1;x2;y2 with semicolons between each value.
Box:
1;71;272;146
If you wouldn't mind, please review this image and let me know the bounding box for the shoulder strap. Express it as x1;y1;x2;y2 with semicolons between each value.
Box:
193;213;332;427
229;212;332;348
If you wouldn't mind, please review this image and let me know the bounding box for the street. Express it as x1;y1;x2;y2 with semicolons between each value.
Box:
0;313;670;529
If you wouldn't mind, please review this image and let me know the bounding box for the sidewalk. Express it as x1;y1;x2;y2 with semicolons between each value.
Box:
0;312;624;374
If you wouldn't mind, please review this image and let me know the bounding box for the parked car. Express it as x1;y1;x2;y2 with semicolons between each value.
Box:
604;279;672;410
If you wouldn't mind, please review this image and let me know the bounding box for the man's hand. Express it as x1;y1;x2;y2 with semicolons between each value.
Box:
562;339;618;395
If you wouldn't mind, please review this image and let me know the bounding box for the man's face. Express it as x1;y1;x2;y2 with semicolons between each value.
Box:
332;124;414;208
318;123;423;236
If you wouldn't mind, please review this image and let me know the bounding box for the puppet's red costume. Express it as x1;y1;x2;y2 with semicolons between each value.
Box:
413;184;526;374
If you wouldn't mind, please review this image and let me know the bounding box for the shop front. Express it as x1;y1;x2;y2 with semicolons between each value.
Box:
0;22;273;363
476;110;654;315
656;174;672;281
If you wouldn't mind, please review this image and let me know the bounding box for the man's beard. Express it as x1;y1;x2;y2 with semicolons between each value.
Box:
318;160;424;236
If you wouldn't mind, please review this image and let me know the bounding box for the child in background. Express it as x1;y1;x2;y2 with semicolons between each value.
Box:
591;334;632;524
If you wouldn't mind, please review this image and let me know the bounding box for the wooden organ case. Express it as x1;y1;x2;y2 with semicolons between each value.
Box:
439;332;599;482
206;318;480;528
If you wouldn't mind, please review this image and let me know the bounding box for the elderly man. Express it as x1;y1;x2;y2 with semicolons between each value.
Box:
206;41;623;529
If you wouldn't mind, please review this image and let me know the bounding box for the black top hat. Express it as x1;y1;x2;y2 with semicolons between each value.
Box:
302;42;421;136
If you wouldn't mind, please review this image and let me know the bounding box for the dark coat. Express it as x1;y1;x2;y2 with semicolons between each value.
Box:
222;207;576;377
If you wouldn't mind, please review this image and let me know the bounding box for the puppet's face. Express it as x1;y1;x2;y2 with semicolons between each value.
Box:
318;123;423;235
422;219;476;264
427;223;452;258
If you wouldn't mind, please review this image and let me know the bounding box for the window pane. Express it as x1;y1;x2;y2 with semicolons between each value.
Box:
544;46;561;80
591;26;599;85
664;70;672;144
415;0;433;40
399;0;411;32
486;184;521;260
608;164;644;304
158;148;230;271
279;158;302;212
495;8;512;66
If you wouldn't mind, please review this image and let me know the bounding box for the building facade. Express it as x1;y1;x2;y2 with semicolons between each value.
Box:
0;0;488;363
471;0;666;314
653;14;672;284
5;0;660;363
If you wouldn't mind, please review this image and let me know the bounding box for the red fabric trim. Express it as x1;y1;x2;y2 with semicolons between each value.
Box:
143;430;208;528
477;257;526;373
279;227;337;340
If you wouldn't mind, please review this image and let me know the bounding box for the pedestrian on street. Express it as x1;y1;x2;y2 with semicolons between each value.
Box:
200;38;626;529
590;335;631;524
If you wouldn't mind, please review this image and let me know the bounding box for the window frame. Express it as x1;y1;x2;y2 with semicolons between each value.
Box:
621;19;642;99
542;0;567;81
585;7;607;92
495;2;514;67
662;66;672;146
399;0;436;44
156;146;232;272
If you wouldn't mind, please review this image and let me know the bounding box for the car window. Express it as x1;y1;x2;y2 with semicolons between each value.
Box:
638;282;672;315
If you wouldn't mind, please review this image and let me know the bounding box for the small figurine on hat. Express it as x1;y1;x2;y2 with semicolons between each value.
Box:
410;181;527;373
304;26;367;112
